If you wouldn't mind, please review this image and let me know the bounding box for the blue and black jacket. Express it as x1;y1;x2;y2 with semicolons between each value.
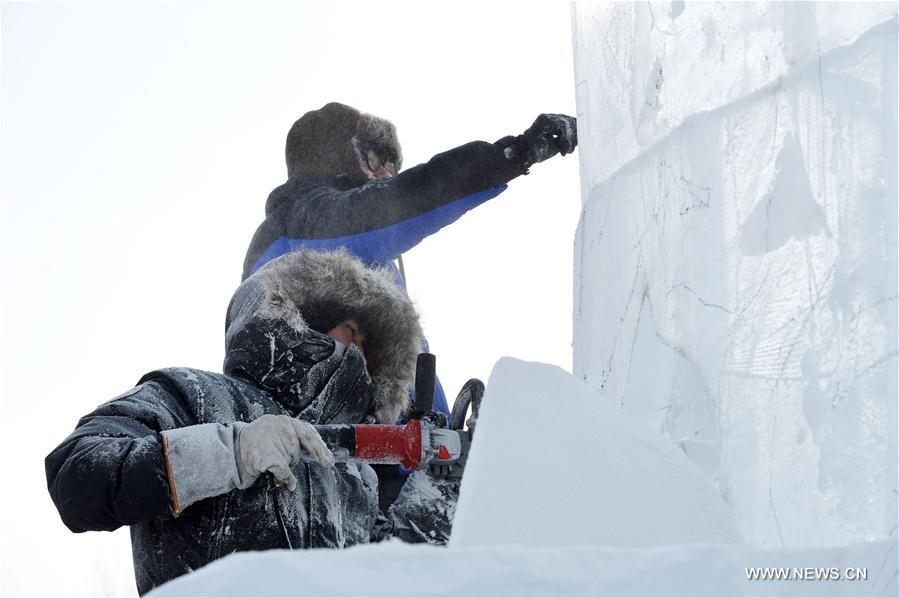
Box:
242;138;531;416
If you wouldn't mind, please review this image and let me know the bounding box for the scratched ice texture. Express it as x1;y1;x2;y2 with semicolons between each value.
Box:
572;1;898;548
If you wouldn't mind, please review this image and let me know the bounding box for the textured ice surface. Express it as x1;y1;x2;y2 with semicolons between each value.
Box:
451;357;741;547
573;1;897;189
150;537;897;597
572;2;898;548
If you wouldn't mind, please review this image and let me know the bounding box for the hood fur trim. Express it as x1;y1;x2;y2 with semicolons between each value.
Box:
285;102;401;187
249;249;421;423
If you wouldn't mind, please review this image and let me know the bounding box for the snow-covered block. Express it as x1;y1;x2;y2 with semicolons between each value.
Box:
150;539;896;597
572;2;898;548
450;357;741;547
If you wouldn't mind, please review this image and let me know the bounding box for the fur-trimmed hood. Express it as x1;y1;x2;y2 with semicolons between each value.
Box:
285;102;402;187
224;249;421;424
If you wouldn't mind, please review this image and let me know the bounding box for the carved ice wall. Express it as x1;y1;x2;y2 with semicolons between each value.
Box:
572;2;898;547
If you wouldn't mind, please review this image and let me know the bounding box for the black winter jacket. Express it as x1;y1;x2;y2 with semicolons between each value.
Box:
46;250;426;595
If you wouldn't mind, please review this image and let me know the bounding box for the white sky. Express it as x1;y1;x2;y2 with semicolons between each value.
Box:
0;2;579;595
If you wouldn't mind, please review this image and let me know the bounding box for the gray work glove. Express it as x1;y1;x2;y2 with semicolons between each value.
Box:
235;414;335;489
162;415;335;515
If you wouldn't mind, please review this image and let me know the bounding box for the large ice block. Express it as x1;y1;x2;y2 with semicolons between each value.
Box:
450;358;741;548
572;2;898;547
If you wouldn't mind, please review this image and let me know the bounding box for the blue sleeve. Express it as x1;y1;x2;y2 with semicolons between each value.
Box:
250;185;506;275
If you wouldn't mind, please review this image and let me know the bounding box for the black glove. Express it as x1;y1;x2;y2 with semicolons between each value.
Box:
385;470;458;545
496;113;578;174
406;408;448;429
523;113;578;161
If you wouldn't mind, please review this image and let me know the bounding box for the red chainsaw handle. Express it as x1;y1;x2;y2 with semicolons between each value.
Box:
354;419;424;470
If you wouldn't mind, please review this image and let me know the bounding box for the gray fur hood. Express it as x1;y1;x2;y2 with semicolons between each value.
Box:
224;249;422;423
285;102;402;187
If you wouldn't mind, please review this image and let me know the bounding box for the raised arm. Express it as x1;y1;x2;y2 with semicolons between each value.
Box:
244;114;577;277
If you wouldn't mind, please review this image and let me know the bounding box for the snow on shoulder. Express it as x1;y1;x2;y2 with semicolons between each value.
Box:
451;357;742;547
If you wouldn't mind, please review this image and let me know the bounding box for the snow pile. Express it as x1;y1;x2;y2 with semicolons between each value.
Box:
451;357;741;547
150;538;896;597
572;2;898;547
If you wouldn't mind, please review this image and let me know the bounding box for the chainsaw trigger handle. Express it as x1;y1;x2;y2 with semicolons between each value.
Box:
414;353;436;412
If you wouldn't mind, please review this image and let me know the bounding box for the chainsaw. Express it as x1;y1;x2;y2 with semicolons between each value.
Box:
301;353;479;479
